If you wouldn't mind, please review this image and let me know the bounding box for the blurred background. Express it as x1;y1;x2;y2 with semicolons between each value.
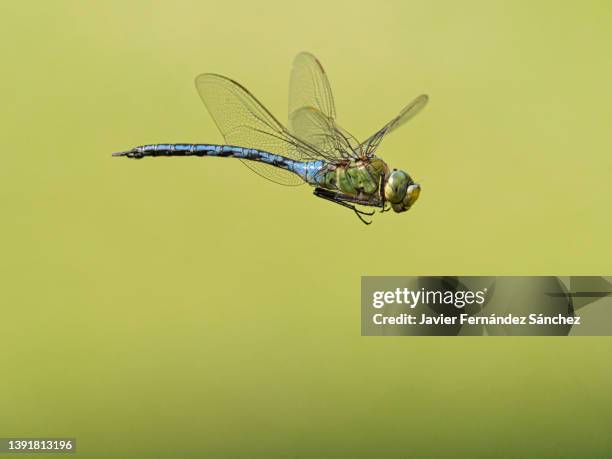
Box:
1;1;611;457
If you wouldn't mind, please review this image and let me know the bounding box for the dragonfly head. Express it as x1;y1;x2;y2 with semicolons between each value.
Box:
384;169;421;213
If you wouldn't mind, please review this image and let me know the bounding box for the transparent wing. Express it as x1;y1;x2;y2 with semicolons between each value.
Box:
289;52;336;120
195;73;334;186
288;52;360;159
289;106;361;160
361;95;429;157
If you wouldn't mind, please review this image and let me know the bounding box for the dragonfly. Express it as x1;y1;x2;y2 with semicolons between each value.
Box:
113;52;428;224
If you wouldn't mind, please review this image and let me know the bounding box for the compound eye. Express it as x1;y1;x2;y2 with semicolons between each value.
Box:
384;170;410;204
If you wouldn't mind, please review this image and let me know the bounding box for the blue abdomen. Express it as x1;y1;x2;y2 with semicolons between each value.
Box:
115;143;327;184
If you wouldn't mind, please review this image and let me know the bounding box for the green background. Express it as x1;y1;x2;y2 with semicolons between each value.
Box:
2;1;611;457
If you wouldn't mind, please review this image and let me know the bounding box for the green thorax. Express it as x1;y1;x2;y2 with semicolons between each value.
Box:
319;158;389;197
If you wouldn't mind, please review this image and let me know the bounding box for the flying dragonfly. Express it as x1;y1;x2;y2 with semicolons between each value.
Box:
113;52;428;224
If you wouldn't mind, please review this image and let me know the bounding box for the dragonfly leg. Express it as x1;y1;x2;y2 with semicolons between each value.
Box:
378;174;389;213
313;188;374;225
353;209;373;225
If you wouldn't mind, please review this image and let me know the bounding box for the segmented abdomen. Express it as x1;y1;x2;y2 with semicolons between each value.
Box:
114;143;327;184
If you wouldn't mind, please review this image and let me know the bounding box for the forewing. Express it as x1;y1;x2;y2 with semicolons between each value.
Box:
289;52;336;120
289;53;360;159
196;73;325;186
361;94;429;157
